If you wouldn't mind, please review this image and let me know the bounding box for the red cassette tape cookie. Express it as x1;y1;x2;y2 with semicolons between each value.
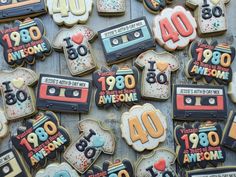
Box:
11;111;71;169
172;85;228;121
175;122;226;169
52;25;97;76
153;6;197;51
64;119;115;174
36;74;92;113
186;0;230;36
0;67;38;121
0;18;52;67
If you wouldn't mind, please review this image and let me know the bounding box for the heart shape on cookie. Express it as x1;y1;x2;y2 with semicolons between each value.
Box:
12;78;24;89
92;135;105;148
156;61;169;72
154;159;166;171
211;0;220;5
72;32;84;44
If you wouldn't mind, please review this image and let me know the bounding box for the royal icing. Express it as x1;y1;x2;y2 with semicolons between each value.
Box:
52;25;97;76
175;122;226;168
0;67;38;121
153;6;197;51
0;149;30;177
64;119;115;174
186;40;235;85
222;111;236;151
138;0;173;14
173;85;228;121
186;0;230;36
93;65;141;108
97;0;126;16
47;0;93;26
36;74;92;113
0;110;8;139
135;148;177;177
11;111;71;168
98;17;156;64
0;0;46;22
35;162;79;177
135;50;179;100
0;18;52;67
85;159;134;177
121;103;167;152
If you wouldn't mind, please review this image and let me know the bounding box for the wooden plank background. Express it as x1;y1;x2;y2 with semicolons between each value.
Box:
0;0;236;176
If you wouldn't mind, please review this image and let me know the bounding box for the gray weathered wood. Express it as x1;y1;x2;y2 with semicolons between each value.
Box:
0;0;236;177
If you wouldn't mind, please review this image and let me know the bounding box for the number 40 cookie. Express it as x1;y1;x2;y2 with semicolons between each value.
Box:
121;103;167;152
153;6;197;51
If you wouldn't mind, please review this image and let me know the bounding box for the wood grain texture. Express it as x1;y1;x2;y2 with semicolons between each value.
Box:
0;0;236;176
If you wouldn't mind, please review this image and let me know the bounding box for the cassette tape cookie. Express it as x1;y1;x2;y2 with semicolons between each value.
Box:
36;74;92;113
98;17;156;65
173;85;228;121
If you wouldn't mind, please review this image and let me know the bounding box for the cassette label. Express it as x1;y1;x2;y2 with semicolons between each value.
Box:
98;17;156;64
36;74;92;113
173;85;227;120
0;149;29;177
0;0;46;22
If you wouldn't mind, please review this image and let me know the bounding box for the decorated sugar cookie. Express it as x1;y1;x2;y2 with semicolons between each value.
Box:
0;67;38;121
175;122;226;168
135;148;177;177
35;162;79;177
186;0;230;36
47;0;93;26
97;0;126;16
0;0;46;23
52;25;97;76
137;0;173;14
228;73;236;103
85;159;134;177
222;111;236;151
36;74;92;113
186;167;236;177
64;119;115;174
173;85;228;121
0;149;30;177
93;65;141;108
153;6;197;51
135;50;179;100
0;110;8;139
121;103;167;152
11;111;71;168
98;17;156;64
0;18;52;67
186;40;235;85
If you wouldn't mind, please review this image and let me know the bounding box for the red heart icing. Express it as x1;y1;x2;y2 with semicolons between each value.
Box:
154;159;166;171
72;32;84;44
